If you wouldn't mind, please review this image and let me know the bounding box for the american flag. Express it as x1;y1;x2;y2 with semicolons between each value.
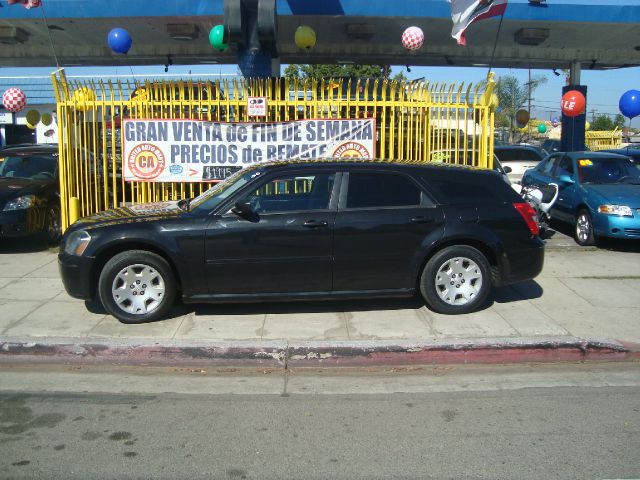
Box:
449;0;508;46
7;0;41;8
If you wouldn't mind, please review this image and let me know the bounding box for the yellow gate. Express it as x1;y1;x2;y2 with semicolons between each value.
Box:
51;69;495;230
586;128;623;151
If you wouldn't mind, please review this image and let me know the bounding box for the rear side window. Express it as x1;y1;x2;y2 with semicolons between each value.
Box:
420;171;508;204
346;172;422;208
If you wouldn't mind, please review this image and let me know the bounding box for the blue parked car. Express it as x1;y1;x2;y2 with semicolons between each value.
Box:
521;151;640;246
600;147;640;165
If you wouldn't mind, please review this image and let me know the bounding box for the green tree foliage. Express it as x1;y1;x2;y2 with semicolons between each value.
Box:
391;70;409;83
494;74;547;142
592;114;614;131
284;64;386;81
591;114;626;131
614;114;626;128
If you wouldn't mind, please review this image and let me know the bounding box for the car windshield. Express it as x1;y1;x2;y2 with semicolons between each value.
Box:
189;166;264;213
577;157;640;184
0;155;56;179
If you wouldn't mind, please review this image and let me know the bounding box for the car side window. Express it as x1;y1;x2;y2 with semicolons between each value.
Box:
542;155;561;175
556;156;574;177
241;172;335;214
346;171;424;209
535;159;548;173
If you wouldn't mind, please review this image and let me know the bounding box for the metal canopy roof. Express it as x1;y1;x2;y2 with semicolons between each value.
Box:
0;0;639;70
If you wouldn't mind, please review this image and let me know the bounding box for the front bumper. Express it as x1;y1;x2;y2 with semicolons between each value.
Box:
58;251;95;300
0;208;44;238
593;212;640;240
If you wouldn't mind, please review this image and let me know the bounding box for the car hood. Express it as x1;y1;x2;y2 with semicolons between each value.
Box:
0;178;51;204
74;200;184;229
585;184;640;205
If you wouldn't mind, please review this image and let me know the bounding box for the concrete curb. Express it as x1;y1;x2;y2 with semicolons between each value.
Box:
1;336;638;367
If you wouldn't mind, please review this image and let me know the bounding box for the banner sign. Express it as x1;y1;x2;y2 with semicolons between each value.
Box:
122;118;376;182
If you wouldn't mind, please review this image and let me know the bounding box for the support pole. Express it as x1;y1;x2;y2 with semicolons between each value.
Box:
569;61;581;85
561;61;586;152
224;0;278;78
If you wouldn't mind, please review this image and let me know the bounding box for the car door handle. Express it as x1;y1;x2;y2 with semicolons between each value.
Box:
303;220;329;228
410;216;435;224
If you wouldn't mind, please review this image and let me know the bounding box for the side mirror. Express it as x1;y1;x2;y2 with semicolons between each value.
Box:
502;165;513;174
558;174;575;184
231;201;253;216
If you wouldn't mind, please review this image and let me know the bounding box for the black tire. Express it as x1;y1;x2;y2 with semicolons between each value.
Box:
419;245;491;315
98;250;176;324
44;203;62;245
574;209;596;246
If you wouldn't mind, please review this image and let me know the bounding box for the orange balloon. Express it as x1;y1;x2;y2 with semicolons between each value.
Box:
515;109;530;125
561;90;585;117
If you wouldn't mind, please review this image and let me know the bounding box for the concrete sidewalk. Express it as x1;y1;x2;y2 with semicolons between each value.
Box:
0;234;639;366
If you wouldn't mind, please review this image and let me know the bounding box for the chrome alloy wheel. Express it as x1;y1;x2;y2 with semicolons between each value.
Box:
111;263;165;315
575;212;591;244
434;256;483;306
47;207;60;240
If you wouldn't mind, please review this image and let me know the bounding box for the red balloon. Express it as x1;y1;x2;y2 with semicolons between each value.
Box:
561;90;585;117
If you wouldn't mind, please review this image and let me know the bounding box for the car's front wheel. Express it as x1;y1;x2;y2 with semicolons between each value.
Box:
98;250;176;324
420;245;491;315
575;209;596;246
44;203;62;245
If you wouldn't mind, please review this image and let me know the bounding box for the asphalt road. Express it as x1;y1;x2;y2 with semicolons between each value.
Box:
1;362;639;480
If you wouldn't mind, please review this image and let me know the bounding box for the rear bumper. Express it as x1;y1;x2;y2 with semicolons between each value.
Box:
495;237;545;286
58;252;95;300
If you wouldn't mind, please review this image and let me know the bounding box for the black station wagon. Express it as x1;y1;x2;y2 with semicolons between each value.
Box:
59;159;544;323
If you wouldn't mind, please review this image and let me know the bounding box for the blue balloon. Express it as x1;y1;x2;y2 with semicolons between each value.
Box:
619;89;640;119
108;28;132;54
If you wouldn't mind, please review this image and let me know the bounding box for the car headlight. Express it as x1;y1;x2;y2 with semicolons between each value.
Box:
3;195;36;211
598;205;633;217
63;230;91;256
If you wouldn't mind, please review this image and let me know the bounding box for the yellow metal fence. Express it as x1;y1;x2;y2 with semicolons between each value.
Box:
51;69;496;230
586;128;623;151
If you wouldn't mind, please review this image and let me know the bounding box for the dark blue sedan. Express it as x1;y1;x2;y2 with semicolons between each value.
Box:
521;151;640;246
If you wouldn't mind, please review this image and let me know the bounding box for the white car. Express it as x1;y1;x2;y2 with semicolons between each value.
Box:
494;145;546;183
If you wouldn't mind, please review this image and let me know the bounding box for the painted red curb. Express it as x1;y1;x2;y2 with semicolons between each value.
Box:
285;341;630;367
0;337;635;367
617;341;640;360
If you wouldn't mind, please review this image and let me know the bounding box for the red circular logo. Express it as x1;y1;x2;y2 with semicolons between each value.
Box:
561;90;586;118
128;143;165;179
332;142;371;158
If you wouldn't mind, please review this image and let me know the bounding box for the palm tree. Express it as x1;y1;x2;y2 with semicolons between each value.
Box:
495;74;547;142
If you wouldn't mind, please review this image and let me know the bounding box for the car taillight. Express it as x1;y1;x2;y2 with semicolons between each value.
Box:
513;202;539;236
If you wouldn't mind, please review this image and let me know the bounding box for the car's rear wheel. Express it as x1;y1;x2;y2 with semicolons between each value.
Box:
575;209;596;246
98;250;176;324
44;204;61;245
420;245;491;315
